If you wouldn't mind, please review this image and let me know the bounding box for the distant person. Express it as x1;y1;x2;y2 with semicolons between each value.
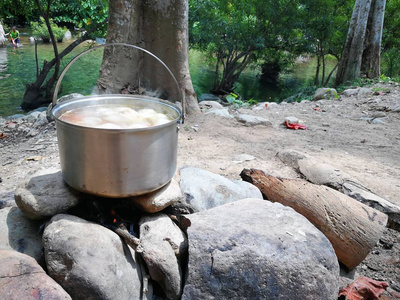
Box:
8;26;19;46
0;20;6;47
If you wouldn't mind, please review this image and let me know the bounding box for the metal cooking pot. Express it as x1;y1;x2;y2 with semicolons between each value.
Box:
51;43;183;198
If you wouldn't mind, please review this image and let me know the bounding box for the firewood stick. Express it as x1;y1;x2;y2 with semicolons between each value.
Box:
113;223;140;251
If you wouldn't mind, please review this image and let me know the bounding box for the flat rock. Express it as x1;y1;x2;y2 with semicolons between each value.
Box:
285;116;299;124
204;108;232;118
298;158;354;189
0;249;71;299
277;149;309;168
130;179;183;213
43;214;145;300
235;114;272;126
233;154;256;163
0;207;43;263
342;88;359;97
138;213;188;300
182;199;340;300
179;167;263;212
198;93;222;102
199;101;224;111
14;168;80;220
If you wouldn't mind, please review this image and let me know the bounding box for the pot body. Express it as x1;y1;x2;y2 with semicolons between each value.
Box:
52;95;181;198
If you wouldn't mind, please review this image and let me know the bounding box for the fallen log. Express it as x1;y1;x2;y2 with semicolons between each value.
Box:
240;169;388;270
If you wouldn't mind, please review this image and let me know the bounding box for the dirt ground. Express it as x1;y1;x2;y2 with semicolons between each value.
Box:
0;82;399;298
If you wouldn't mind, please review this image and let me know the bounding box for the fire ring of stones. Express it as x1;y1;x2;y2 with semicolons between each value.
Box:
4;164;383;299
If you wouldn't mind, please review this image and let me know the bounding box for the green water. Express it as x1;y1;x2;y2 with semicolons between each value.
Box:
0;33;323;118
0;34;104;117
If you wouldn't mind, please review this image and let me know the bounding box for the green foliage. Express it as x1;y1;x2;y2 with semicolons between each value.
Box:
225;92;258;108
372;86;391;95
51;0;109;37
189;0;303;93
30;17;67;42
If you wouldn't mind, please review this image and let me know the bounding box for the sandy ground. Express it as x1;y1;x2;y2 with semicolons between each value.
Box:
0;82;399;297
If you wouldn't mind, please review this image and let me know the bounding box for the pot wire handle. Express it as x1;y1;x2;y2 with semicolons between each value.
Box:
52;42;185;123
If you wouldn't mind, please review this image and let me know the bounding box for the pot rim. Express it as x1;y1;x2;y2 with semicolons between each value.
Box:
52;94;182;132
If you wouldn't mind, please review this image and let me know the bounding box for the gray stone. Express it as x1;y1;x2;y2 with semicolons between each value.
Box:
43;214;145;300
298;158;354;190
138;213;188;300
235;114;272;126
14;168;80;220
342;182;400;231
0;250;71;299
390;105;400;112
253;102;279;111
64;31;72;40
198;93;222;102
371;118;386;124
314;88;338;100
285;116;299;124
199;101;224;112
277;149;308;168
182;199;340;300
204;108;232;118
179;167;263;212
233;154;256;163
372;111;387;118
0;207;43;262
130;179;183;213
5;114;25;120
342;88;359;97
358;87;374;96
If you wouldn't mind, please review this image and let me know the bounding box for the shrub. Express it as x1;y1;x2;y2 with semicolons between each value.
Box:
31;17;68;43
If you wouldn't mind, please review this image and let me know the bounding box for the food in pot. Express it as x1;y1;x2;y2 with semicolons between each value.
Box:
59;104;173;129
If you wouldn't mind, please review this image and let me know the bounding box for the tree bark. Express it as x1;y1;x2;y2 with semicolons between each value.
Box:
99;0;199;115
240;169;388;270
335;0;386;85
335;0;372;85
361;0;386;78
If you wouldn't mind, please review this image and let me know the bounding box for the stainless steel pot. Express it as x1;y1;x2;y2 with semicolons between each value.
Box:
51;43;183;197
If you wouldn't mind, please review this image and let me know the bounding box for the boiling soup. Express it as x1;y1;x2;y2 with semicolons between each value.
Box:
59;104;173;129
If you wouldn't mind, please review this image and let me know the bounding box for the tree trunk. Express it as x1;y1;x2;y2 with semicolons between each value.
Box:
361;0;386;78
335;0;386;86
335;0;372;85
99;0;199;115
240;169;388;271
21;36;91;109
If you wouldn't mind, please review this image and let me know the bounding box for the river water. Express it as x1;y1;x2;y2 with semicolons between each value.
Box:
0;33;308;118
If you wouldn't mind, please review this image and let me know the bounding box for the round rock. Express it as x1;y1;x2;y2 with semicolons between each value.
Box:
182;198;340;300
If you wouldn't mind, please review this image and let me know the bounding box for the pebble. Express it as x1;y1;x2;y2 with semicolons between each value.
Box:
285;116;299;124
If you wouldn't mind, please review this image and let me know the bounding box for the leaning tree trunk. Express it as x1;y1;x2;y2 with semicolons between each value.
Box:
361;0;386;78
22;36;91;110
98;0;200;115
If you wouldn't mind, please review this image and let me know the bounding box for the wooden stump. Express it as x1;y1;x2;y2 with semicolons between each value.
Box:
240;169;388;270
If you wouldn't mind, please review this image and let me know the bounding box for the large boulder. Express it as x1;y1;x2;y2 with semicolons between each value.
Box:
138;213;188;300
182;199;340;300
0;207;43;263
14;168;80;220
179;167;263;212
43;214;146;300
0;250;71;299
